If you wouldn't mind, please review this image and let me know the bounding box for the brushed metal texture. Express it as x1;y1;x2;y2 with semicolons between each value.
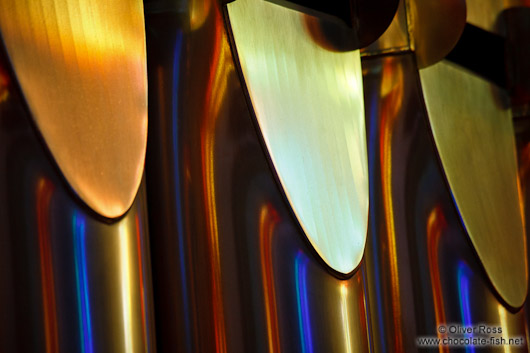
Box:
143;2;371;350
0;0;148;218
420;61;528;308
0;46;155;352
227;0;369;274
406;0;467;68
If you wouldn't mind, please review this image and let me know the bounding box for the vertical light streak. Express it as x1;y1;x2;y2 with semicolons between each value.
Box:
341;284;353;353
457;262;474;353
295;252;313;353
0;67;9;102
37;178;58;353
259;204;281;353
73;211;93;353
361;266;374;353
200;7;233;352
427;206;448;353
517;143;529;274
135;215;149;352
367;90;387;353
379;59;404;351
497;305;511;353
170;29;193;353
119;223;134;353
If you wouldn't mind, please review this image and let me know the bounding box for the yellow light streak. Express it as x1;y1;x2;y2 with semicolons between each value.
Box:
119;223;134;353
497;305;511;353
341;284;353;353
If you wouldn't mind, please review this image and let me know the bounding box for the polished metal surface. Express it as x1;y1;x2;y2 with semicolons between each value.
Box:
466;0;530;34
0;0;148;218
363;54;422;352
419;61;527;308
0;46;155;352
144;0;371;351
363;52;529;352
227;0;369;274
2;0;530;351
464;1;530;114
266;0;399;49
466;0;505;34
361;0;410;56
406;0;467;68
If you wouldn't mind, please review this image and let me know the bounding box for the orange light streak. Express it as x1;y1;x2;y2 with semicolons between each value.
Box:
0;67;9;102
378;58;404;351
259;203;281;353
427;206;448;353
517;144;529;281
36;178;59;353
199;6;233;352
517;143;530;215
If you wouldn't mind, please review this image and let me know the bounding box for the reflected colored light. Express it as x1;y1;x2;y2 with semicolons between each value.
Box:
340;284;353;353
367;89;387;353
497;305;512;353
0;0;148;218
379;58;404;350
228;0;369;274
73;211;93;353
0;1;144;62
190;0;211;30
457;261;474;353
37;178;58;353
360;266;374;353
518;143;530;228
119;223;134;353
259;204;281;353
170;29;192;353
295;252;313;353
421;61;527;308
0;67;9;102
135;215;150;352
199;7;232;352
427;206;448;353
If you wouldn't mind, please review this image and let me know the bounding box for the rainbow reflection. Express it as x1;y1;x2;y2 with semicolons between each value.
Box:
295;251;313;353
457;261;474;353
73;211;93;353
